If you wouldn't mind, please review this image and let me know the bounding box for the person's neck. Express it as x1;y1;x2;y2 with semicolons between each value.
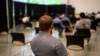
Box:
80;17;83;20
41;30;50;34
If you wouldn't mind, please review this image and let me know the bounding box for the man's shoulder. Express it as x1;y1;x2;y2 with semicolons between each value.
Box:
84;19;91;22
46;35;60;42
30;35;38;42
31;34;60;42
51;36;62;43
48;36;63;48
31;35;61;47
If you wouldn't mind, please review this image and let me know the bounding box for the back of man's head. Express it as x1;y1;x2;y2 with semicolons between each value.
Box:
39;15;52;31
80;12;86;18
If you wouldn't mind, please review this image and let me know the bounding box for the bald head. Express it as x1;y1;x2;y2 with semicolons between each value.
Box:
39;15;52;31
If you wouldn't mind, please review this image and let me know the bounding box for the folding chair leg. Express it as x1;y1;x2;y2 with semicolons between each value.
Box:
69;50;71;56
23;46;25;56
9;45;12;56
7;35;9;43
19;46;25;56
19;46;21;56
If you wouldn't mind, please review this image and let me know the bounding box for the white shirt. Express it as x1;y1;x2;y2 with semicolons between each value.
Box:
75;19;91;29
95;14;100;19
22;16;30;23
72;19;91;34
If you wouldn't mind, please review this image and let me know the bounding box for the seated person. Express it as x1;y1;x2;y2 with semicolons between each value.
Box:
73;12;91;43
53;14;63;36
22;14;31;28
61;14;72;32
22;14;30;23
74;12;91;30
95;12;100;25
95;12;100;19
68;14;76;24
73;13;91;32
31;15;70;56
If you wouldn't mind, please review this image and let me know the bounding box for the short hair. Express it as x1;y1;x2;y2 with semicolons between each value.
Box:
80;12;86;18
97;11;100;14
39;15;52;31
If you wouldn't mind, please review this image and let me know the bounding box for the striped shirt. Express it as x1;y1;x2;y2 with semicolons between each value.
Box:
30;31;67;56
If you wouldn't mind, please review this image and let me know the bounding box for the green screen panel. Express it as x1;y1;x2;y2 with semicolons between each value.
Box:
46;0;61;5
29;0;45;4
13;0;61;5
28;0;61;5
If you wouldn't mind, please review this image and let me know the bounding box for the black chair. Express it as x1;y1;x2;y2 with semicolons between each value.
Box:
74;29;91;38
34;22;39;34
91;21;97;31
35;27;39;34
66;35;84;51
74;29;91;43
53;23;62;29
0;26;8;34
62;20;72;32
24;22;32;29
10;33;30;56
96;19;100;26
69;16;76;24
53;23;63;36
11;33;25;45
62;20;70;26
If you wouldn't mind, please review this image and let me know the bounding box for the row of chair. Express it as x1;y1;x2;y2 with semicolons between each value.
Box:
34;27;90;51
10;29;91;56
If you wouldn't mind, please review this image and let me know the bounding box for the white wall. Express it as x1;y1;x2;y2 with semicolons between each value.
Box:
69;0;100;13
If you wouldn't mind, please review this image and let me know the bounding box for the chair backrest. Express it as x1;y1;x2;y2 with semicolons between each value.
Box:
91;21;96;30
11;33;25;45
62;20;70;26
35;27;39;34
24;22;32;27
53;23;62;28
75;29;91;38
0;26;8;33
66;35;84;50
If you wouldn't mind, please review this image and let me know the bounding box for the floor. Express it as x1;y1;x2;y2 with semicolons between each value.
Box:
0;22;100;56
